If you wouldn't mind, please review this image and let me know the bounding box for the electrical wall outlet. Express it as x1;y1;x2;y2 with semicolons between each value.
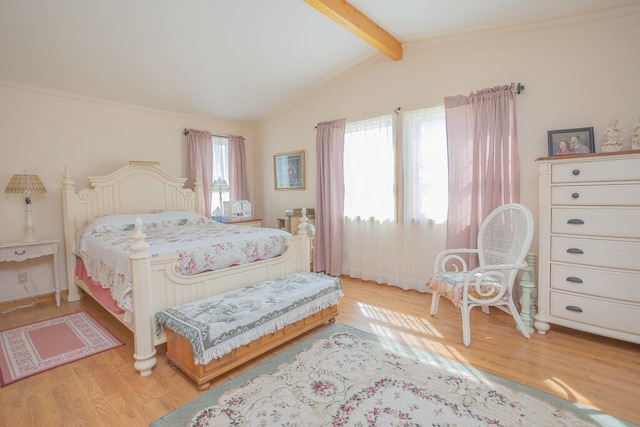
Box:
18;272;28;284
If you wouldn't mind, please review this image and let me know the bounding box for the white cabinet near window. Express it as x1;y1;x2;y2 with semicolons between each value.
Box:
535;151;640;344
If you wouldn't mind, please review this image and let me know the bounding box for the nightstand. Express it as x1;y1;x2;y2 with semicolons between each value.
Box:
0;240;60;306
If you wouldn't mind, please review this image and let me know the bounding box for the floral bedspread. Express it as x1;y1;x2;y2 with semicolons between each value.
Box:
74;211;290;313
155;272;343;365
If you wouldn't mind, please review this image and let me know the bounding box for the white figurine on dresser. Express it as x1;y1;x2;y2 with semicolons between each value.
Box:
600;118;624;152
535;152;640;344
631;116;640;151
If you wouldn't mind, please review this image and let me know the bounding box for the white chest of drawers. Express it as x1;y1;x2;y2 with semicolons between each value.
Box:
535;152;640;343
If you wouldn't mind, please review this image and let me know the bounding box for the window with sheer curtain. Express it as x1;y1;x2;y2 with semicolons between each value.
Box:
212;136;229;215
342;105;448;292
401;105;448;223
344;115;395;220
343;105;448;223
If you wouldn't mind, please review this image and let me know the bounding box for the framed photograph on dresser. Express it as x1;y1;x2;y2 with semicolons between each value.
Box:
547;127;594;156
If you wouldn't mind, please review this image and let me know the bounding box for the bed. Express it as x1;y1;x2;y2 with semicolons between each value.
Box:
61;163;312;376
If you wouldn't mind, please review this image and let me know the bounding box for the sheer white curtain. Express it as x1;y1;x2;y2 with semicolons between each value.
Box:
212;136;229;180
343;115;395;220
342;115;396;284
342;107;448;291
398;106;448;289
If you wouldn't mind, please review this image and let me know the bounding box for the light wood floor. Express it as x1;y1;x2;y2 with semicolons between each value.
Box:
1;276;638;426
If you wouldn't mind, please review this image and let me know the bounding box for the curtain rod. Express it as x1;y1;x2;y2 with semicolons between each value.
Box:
313;83;524;128
183;129;244;140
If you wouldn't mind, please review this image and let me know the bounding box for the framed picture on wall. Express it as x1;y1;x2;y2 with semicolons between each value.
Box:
547;127;595;157
274;151;305;190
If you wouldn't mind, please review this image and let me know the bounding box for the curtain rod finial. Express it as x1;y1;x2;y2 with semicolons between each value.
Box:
516;83;525;94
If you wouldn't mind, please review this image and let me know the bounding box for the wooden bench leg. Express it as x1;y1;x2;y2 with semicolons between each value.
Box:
197;382;211;391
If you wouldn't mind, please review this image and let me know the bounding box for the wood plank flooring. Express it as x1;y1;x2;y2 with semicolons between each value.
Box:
1;276;638;426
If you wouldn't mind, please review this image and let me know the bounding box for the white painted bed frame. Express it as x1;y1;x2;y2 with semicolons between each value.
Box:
61;163;311;376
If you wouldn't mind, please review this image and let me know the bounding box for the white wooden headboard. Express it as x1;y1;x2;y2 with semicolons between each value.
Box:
61;163;204;289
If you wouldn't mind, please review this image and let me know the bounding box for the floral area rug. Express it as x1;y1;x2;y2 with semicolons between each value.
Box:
0;311;122;386
152;323;634;426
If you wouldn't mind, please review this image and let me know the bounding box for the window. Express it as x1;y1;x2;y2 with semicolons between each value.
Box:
343;105;448;223
344;115;395;220
212;136;229;215
401;105;448;223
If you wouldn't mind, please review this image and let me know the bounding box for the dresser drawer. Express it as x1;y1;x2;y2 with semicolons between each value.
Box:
551;236;640;271
551;208;640;238
550;264;640;303
551;158;640;183
551;184;640;206
549;291;639;335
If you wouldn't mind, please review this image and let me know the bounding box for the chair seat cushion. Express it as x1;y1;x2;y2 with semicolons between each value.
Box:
427;272;506;308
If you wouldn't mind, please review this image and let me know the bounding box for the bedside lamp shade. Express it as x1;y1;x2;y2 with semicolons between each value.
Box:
211;178;229;193
5;172;47;242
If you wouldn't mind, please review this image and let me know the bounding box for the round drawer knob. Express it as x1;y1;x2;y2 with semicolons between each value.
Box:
571;193;580;199
572;169;580;175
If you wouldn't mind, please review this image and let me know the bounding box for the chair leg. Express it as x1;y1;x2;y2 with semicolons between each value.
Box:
430;292;440;316
462;307;471;347
507;299;531;340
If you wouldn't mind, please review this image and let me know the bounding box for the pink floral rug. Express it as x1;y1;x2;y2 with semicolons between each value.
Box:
152;323;632;426
0;311;122;386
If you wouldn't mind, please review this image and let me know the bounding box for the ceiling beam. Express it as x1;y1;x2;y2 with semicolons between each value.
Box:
304;0;403;61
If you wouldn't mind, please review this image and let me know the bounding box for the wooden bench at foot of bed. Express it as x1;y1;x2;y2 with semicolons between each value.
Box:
165;305;338;390
155;271;344;390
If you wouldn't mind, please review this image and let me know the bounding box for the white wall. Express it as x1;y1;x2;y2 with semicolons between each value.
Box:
255;9;640;255
0;83;254;302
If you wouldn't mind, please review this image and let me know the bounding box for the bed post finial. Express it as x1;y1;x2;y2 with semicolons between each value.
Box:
298;207;309;235
62;166;74;189
130;218;149;255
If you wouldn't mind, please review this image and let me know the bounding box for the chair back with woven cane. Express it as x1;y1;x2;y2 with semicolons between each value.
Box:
427;203;534;346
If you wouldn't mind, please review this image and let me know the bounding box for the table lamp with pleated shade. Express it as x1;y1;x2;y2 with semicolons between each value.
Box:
5;172;47;242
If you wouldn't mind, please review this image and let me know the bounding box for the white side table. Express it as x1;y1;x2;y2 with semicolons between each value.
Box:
0;240;60;306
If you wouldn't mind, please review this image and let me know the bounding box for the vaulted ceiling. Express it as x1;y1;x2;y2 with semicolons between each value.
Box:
1;0;638;123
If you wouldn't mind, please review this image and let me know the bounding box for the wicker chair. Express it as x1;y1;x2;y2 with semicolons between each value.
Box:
427;203;534;347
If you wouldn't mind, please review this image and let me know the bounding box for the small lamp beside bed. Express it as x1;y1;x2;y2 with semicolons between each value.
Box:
5;171;47;242
211;177;229;217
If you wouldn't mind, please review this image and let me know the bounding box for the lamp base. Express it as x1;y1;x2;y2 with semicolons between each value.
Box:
23;203;38;243
23;234;38;243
